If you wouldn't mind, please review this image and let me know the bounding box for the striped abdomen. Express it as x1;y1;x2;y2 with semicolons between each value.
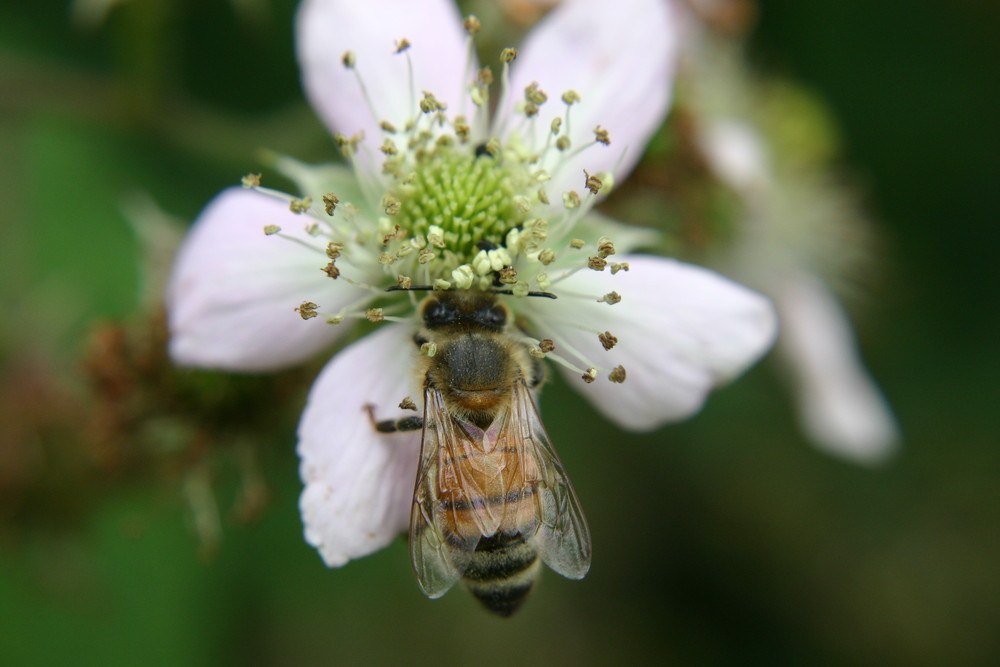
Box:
436;432;542;617
463;531;541;617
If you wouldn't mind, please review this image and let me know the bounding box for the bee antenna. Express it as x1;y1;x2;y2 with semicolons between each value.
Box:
384;286;557;299
385;285;437;293
491;289;558;299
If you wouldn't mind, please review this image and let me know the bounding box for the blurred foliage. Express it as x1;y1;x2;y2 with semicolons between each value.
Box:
1;0;998;665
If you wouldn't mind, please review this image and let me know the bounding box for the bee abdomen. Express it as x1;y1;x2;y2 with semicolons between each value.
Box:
463;533;540;617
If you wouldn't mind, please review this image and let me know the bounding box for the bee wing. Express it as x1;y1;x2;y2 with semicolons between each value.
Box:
509;381;592;580
408;387;477;598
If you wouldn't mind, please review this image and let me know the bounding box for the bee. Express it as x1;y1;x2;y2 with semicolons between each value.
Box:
368;289;591;616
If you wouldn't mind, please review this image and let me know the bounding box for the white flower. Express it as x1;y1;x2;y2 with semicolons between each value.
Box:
686;38;900;464
167;0;777;568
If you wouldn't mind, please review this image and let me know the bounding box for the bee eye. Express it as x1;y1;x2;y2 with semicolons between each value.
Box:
423;300;456;327
475;306;507;329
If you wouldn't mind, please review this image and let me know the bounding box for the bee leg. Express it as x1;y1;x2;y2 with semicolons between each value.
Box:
364;405;424;433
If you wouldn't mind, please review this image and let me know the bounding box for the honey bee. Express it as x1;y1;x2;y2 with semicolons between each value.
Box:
368;289;591;616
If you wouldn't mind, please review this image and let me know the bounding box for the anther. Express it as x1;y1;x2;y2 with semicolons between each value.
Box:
484;137;501;156
452;265;475;289
399;396;418;411
454;117;471;142
322;193;340;216
556;135;572;151
420;342;437;357
563;191;581;209
596;236;616;258
610;262;630;274
500;47;517;63
498;267;518;284
242;173;261;188
341;51;356;68
326;241;344;259
383;195;401;215
562;90;581;105
322;262;340;279
419;91;446;113
380;139;398;155
599;331;618;350
569;239;585;249
289;197;312;214
581;368;598;384
263;225;281;236
593;125;611;145
608;366;627;383
539;339;556;353
584;170;603;195
597;291;622;304
295;302;319;320
463;15;481;35
538;248;556;265
380;120;397;133
394;39;411;54
382;224;402;246
365;308;385;322
588;256;608;271
550;118;562;135
397;275;413;289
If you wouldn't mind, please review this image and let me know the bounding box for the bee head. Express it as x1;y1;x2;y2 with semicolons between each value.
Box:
421;292;508;332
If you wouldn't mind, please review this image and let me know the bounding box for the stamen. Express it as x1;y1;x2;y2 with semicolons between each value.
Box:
491;47;518;138
295;302;319;320
598;331;618;350
322;193;340;216
588;256;607;271
608;366;627;383
289;197;312;214
597;291;622;304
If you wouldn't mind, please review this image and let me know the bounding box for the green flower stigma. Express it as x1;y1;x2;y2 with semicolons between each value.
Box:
391;148;526;264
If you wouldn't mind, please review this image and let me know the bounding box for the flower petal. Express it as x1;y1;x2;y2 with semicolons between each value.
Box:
774;272;900;464
298;323;421;566
167;187;370;371
524;254;776;430
296;0;469;156
507;0;679;196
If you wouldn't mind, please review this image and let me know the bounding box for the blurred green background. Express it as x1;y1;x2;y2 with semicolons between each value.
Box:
1;0;998;664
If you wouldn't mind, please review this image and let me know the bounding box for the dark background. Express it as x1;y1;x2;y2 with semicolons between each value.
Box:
1;0;997;664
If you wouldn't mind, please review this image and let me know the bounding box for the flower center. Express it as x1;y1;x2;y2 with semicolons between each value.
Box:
391;149;526;263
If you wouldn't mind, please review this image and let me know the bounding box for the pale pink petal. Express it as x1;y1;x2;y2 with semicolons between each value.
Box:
697;119;772;192
775;272;900;464
298;323;421;566
167;187;371;371
296;0;469;157
506;0;679;196
524;254;776;430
